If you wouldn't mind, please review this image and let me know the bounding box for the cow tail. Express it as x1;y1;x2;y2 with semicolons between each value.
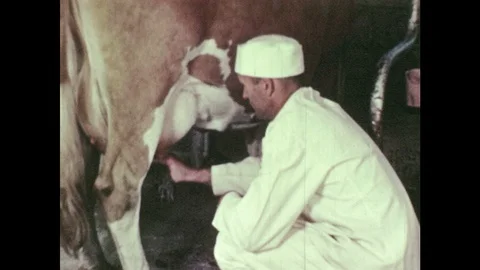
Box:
60;0;91;258
60;79;92;258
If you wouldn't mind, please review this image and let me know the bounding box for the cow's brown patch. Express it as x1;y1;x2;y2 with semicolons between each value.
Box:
187;55;224;87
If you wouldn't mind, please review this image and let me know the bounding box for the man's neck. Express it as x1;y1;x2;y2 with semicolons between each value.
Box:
271;84;301;118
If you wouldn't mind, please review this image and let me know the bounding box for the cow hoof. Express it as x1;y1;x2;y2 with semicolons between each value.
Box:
157;181;175;203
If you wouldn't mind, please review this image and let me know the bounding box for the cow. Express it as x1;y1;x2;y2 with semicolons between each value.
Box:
60;0;355;269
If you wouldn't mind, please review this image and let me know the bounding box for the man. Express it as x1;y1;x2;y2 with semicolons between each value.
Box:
163;34;420;269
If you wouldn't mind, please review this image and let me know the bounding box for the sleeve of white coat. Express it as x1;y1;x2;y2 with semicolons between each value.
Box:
210;156;261;196
211;122;323;253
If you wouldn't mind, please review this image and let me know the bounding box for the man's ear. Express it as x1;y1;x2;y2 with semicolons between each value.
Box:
262;78;275;97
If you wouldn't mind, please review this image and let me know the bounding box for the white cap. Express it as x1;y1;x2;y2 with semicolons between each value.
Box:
234;34;305;78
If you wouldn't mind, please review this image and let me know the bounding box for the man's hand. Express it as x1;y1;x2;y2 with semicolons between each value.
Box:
164;156;211;184
163;156;195;182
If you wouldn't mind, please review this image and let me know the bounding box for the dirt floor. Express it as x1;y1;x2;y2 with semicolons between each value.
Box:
60;3;420;269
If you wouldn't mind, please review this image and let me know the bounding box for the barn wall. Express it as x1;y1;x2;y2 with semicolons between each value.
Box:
340;0;420;217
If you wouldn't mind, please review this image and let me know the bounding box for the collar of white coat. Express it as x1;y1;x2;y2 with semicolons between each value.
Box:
262;86;316;146
273;86;316;121
263;86;316;137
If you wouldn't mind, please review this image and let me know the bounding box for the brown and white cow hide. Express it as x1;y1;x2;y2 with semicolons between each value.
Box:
60;0;354;269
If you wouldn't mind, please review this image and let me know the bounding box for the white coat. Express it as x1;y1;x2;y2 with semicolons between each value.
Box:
210;87;420;270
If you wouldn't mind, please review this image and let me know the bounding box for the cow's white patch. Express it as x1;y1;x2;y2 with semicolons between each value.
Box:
161;89;198;144
182;77;246;131
144;38;251;148
181;39;232;82
163;73;248;133
141;36;256;172
159;38;251;132
143;107;165;163
107;182;149;270
60;247;92;270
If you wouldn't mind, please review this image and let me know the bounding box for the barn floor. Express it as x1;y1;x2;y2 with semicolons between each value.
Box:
138;167;220;270
60;3;420;270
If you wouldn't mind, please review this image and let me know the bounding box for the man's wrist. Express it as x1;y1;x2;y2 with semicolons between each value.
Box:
189;168;211;184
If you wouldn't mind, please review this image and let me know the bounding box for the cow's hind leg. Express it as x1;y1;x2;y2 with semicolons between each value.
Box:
105;202;148;270
95;155;150;270
94;107;166;270
60;82;117;270
82;201;121;270
95;160;151;269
